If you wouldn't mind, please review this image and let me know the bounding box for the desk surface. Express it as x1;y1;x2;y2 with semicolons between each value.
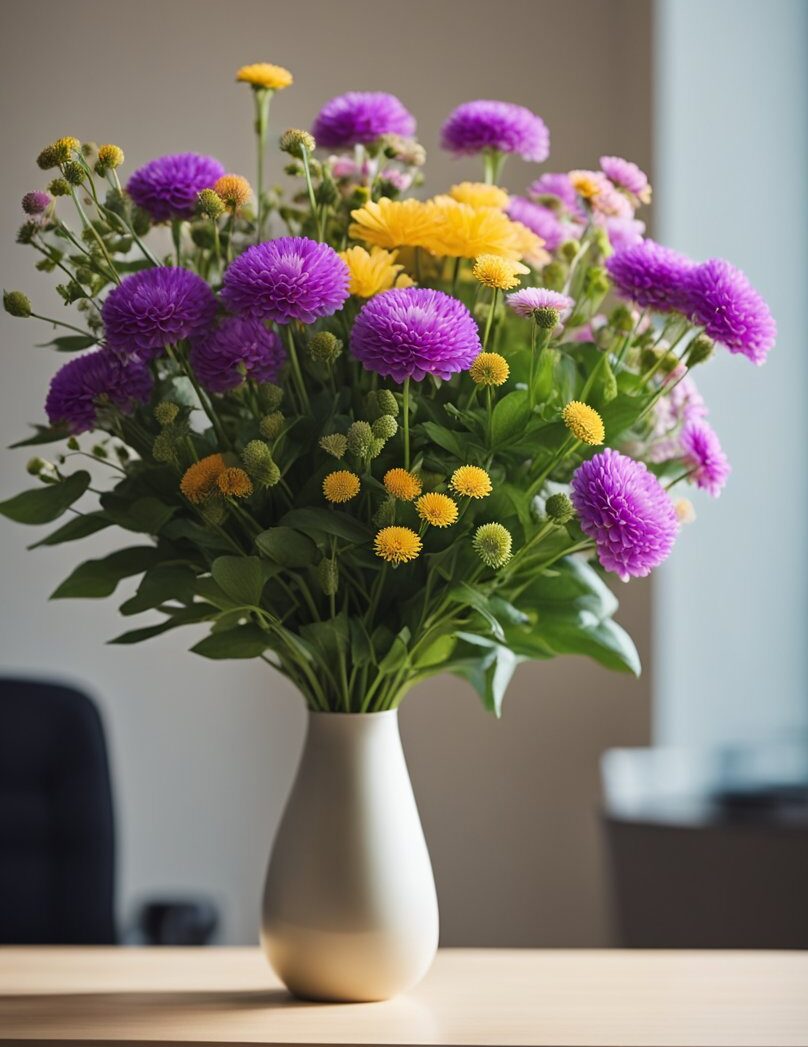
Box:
1;947;806;1046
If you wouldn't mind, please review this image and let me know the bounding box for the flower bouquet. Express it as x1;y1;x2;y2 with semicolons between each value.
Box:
1;63;774;1000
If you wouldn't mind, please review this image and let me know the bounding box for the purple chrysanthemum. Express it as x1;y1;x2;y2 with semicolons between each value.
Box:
507;196;566;251
648;374;708;463
685;259;776;365
351;287;481;383
603;216;645;252
680;420;731;497
127;153;225;221
221;237;349;325
606;240;695;312
527;172;586;219
599;155;651;202
22;191;51;216
570;448;678;581
45;348;153;434
190;316;286;393
312;92;416;149
441;100;550;163
506;287;574;319
102;267;217;358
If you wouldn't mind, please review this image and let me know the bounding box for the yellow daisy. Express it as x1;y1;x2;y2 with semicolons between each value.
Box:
450;465;492;499
469;352;510;387
374;526;422;565
323;470;361;504
236;63;293;91
415;493;459;527
383;468;422;501
180;454;226;504
423;197;522;260
339;246;413;297
472;254;529;291
449;182;510;210
562;401;605;445
349;198;439;250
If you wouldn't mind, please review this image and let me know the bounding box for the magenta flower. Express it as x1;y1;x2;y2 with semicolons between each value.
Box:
312;92;416;149
680;420;731;497
686;259;776;365
190;316;285;393
528;172;585;218
606;240;695;312
127;153;225;221
102;267;217;358
599;155;651;203
351;287;481;383
570;448;678;581
45;348;153;433
647;374;708;463
441;100;549;162
22;191;51;216
603;216;645;252
506;287;574;319
507;196;566;251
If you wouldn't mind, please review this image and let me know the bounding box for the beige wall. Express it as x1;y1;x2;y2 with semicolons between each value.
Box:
0;0;652;945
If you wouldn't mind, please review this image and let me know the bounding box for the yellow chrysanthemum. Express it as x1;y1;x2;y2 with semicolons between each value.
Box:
450;465;492;499
323;470;361;504
562;401;605;445
423;198;523;260
236;63;293;91
415;492;459;528
179;453;226;504
339;246;413;297
472;254;529;291
349;198;438;250
449;182;510;210
383;468;422;501
374;526;422;565
469;352;510;387
509;220;550;267
569;170;602;201
213;174;252;209
217;467;254;498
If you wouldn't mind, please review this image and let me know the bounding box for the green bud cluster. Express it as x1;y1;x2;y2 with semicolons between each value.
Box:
241;439;280;487
258;383;284;411
3;290;32;318
280;128;316;157
26;457;49;476
154;400;180;427
534;306;559;329
372;497;396;527
319;433;348;459
686;334;714;367
259;411;285;440
316;557;339;597
545;492;574;525
62;161;85;186
609;303;635;333
366;388;399;419
197;189;226;220
48;178;71;197
473;523;513;569
152;431;179;466
585;265;610;297
346;420;373;457
308;331;343;365
542;261;567;291
372;415;398;440
560;240;580;263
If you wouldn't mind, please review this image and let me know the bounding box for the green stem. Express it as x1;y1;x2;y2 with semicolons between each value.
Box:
254;88;273;241
283;326;311;413
528;434;579;497
300;150;322;239
528;322;538;409
30;312;95;338
482;288;499;350
402;377;411;469
166;343;230;447
68;186;121;284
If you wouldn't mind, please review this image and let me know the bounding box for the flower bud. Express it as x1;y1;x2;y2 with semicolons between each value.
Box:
346;420;373;457
686;334;714;368
22;191;51;216
372;414;398;440
473;522;513;569
189;222;215;249
319;433;348;459
316;556;339;597
542;260;567;291
154;400;180;426
280;128;316;157
372;497;396;527
373;388;399;418
585;265;610;296
66;436;80;450
609;303;635;333
545;492;574;524
26;457;48;476
258;383;284;411
152;431;179;466
308;331;343;364
62;161;85;186
534;306;559;329
48;178;71;197
97;144;124;170
241;439;280;487
315;177;338;207
3;290;32;318
368;437;386;459
196;188;226;220
560;240;580;262
259;411;285;440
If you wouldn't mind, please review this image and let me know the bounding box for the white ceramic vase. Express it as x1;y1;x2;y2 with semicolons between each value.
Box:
260;709;439;1002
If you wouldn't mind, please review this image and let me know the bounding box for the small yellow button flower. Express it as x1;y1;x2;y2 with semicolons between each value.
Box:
180;453;226;504
217;467;254;498
450;466;492;499
97;144;125;169
213;174;252;209
323;470;361;504
415;492;459;527
449;182;510;210
374;526;422;565
383;468;422;502
569;170;602;201
562;401;605;445
236;63;293;91
472;254;529;291
469;352;510;387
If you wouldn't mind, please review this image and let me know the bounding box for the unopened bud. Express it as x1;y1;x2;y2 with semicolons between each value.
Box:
545;492;574;524
316;557;339;596
259;411;285;440
154;400;180;426
3;290;32;317
319;433;348;459
372;414;398;440
308;331;343;364
686;334;714;368
279;128;316;157
346;420;373;457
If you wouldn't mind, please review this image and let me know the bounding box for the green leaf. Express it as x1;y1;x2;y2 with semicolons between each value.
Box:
300;613;349;664
50;545;162;599
279;507;371;545
450;632;523;717
37;334;97;352
600;392;654;442
9;425;70;449
349;616;374;667
447;583;505;642
491;390;531;444
28;510;111;548
191;623;271;660
108;604;213;644
255;526;317;567
119;565;198;616
0;471;91;524
211;556;275;607
422;421;464;459
100;495;176;534
377;626;411;675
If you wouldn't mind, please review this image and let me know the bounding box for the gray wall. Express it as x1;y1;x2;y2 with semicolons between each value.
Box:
0;0;652;945
654;0;808;748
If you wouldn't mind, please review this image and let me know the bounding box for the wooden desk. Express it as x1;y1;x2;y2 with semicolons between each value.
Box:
0;947;805;1046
